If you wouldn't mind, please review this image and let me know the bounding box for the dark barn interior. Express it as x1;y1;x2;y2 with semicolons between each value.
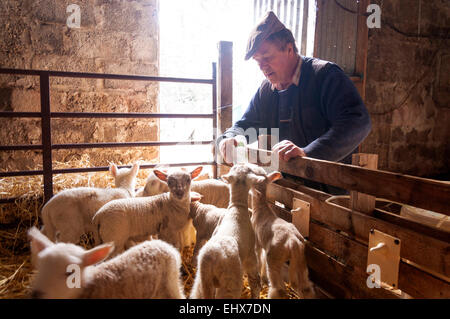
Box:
0;0;449;302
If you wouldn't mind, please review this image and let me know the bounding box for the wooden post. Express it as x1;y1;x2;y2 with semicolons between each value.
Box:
350;153;378;214
40;72;53;203
355;0;370;101
217;41;233;177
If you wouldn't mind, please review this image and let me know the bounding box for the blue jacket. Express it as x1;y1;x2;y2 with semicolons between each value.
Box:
218;56;371;164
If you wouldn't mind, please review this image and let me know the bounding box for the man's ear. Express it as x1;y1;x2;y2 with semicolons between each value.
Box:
285;42;295;55
153;169;168;182
267;171;282;183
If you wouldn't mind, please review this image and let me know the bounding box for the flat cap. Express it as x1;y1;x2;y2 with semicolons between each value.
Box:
245;11;287;60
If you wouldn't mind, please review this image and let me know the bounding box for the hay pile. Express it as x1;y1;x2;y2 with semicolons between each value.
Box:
0;154;300;299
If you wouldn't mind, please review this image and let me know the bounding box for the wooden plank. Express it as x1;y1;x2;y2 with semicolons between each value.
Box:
350;153;378;214
312;0;323;58
268;201;292;223
294;0;301;41
266;182;450;278
300;0;309;56
217;41;233;136
292;197;310;238
308;222;450;298
280;177;450;243
355;0;369;100
305;243;401;299
252;148;450;216
217;41;233;177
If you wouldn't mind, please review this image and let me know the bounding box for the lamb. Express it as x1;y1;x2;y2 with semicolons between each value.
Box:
138;170;230;208
92;166;203;256
27;227;185;299
41;163;139;246
188;201;228;266
248;164;316;299
135;168;168;197
191;163;262;299
191;179;230;208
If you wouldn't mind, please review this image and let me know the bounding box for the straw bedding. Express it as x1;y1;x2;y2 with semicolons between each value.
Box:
0;155;300;299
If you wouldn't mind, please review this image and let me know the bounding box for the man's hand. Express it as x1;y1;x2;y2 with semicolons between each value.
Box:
272;140;306;161
219;137;238;164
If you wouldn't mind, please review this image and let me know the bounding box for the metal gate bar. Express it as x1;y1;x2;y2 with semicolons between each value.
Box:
0;64;218;203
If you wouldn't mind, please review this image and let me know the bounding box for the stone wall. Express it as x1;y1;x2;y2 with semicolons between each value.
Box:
0;0;160;171
362;0;449;177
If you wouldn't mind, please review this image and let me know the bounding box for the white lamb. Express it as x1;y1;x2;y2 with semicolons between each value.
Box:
188;201;228;266
248;164;316;299
191;163;262;299
41;163;139;246
138;170;230;208
28;227;185;299
92;166;203;256
191;179;230;208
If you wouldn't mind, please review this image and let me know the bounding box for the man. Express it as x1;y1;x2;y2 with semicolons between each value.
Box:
216;12;371;193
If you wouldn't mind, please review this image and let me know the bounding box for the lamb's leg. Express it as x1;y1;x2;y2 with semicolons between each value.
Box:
216;282;242;299
243;251;262;299
266;250;288;299
191;239;204;268
289;244;316;299
165;258;186;299
256;244;269;285
215;253;243;299
190;273;203;299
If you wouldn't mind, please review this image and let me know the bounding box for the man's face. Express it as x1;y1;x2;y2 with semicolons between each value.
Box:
252;40;295;88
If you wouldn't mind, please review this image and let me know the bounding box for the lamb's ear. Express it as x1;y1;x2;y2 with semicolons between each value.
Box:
28;227;54;267
131;163;140;176
153;169;168;182
190;191;203;202
220;174;233;184
190;166;203;180
109;164;118;178
267;171;282;183
82;243;115;267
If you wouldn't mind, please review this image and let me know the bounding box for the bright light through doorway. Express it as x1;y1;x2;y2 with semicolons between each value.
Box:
158;0;315;172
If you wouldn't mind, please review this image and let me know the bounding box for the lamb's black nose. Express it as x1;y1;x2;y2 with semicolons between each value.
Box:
30;290;43;299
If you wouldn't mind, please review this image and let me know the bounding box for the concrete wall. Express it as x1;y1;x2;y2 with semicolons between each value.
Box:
362;0;449;177
0;0;160;171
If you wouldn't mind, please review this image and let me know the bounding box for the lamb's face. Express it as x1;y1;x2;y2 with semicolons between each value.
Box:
224;164;276;193
228;164;259;188
31;244;85;299
144;174;168;196
167;171;192;200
